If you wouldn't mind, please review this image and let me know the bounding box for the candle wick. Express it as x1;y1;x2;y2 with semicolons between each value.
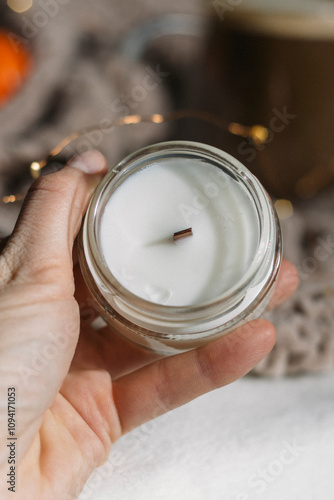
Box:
173;228;193;241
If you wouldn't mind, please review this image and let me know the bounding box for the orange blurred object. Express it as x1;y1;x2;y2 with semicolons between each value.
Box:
0;30;31;106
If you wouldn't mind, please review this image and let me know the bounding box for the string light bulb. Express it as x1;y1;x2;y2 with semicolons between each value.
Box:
1;110;269;204
7;0;33;14
274;199;294;220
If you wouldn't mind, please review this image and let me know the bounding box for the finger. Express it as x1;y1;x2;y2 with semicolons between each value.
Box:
0;150;107;289
74;256;297;379
267;259;299;310
113;319;276;433
71;321;161;379
73;258;298;378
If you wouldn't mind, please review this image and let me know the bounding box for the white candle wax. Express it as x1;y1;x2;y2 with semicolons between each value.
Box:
99;158;259;307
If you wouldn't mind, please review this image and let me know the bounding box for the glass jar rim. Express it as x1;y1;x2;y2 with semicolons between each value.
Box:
82;140;280;325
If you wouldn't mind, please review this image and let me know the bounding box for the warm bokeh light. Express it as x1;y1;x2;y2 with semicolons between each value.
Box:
122;115;142;125
0;30;32;106
275;199;294;220
151;114;164;123
228;122;269;145
7;0;33;14
250;124;269;144
30;161;42;179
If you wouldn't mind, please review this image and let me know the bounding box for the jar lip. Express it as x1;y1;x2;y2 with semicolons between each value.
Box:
83;140;279;319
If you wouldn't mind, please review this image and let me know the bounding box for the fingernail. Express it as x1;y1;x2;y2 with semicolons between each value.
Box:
68;150;107;174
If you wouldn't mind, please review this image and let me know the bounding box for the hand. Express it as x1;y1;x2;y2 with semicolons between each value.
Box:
0;151;298;500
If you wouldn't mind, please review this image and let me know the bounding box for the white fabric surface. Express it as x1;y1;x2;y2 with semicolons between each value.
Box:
80;374;334;500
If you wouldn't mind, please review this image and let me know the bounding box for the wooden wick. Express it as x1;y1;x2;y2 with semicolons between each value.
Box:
173;228;193;241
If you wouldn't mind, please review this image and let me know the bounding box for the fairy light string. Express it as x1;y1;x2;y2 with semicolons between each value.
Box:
1;109;269;204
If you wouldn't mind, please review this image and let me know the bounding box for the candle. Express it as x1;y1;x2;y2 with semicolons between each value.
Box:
79;141;281;353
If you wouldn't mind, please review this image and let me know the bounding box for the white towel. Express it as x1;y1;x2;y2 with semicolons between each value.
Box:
80;374;334;500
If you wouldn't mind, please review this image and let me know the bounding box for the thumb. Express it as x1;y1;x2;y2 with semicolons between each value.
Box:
1;150;107;287
0;151;107;464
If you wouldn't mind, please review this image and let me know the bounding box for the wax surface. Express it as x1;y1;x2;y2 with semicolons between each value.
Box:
100;159;259;306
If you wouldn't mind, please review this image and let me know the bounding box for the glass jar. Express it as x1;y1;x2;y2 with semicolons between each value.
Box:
78;141;282;354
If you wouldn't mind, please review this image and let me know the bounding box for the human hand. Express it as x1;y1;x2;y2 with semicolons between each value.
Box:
0;151;298;500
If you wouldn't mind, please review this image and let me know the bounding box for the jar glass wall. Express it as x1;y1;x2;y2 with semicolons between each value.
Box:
79;141;282;354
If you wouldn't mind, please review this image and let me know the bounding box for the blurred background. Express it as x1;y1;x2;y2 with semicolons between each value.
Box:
0;0;333;377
